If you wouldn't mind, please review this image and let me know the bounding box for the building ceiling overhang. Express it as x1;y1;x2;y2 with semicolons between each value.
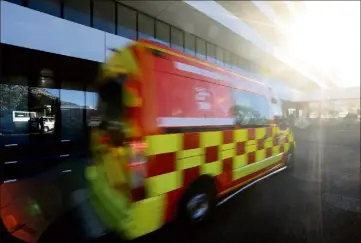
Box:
119;1;336;91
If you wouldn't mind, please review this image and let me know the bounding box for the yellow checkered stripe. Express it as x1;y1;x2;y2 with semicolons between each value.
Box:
87;126;294;239
143;127;294;198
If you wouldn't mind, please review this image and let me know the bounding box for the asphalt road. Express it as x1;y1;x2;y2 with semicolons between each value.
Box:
130;127;361;243
3;127;360;243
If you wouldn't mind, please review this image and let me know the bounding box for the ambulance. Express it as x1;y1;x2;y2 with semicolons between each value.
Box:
86;39;296;240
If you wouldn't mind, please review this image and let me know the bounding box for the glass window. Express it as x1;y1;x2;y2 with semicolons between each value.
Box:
64;0;91;26
206;43;216;63
93;0;115;34
216;47;224;66
196;38;206;60
138;13;154;40
27;69;60;136
271;100;284;118
170;27;184;51
155;20;170;46
86;85;100;127
232;89;270;126
28;0;61;17
185;32;196;56
5;0;25;5
117;4;137;40
231;54;239;70
0;76;29;137
224;50;231;68
60;82;86;142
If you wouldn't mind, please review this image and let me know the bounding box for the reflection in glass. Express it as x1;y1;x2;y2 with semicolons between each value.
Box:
86;86;100;127
138;13;155;40
155;20;170;46
196;38;206;60
0;77;29;137
27;69;59;136
5;0;24;5
60;83;86;142
117;4;137;40
28;0;61;17
216;47;224;66
185;32;196;56
232;89;270;126
93;0;115;33
206;43;217;64
171;26;184;52
28;87;59;134
64;0;91;26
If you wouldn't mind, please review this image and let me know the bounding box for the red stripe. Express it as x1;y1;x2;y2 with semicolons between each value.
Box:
216;171;232;192
205;146;218;163
273;137;279;146
222;158;233;172
164;188;184;222
236;142;245;155
147;152;175;177
223;130;233;144
266;148;272;158
183;132;199;150
257;139;264;150
247;151;255;164
248;128;255;140
183;166;200;187
266;127;272;137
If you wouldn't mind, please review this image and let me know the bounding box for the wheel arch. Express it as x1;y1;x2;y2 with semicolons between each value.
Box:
175;174;218;220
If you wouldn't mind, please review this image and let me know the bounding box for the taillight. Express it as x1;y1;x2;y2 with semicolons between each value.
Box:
128;141;147;201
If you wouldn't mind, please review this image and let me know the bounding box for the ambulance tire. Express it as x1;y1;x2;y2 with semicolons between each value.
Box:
178;175;217;225
286;147;295;171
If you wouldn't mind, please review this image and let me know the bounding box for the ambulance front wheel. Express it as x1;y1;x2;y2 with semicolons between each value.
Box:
178;175;217;224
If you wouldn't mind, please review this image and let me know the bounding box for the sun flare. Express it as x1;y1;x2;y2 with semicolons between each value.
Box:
283;1;360;87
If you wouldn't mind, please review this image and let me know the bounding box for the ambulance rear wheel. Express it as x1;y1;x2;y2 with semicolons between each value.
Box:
286;147;295;170
179;176;217;224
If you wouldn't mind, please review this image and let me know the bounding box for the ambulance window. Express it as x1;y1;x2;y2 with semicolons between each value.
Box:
232;89;270;126
271;98;284;118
